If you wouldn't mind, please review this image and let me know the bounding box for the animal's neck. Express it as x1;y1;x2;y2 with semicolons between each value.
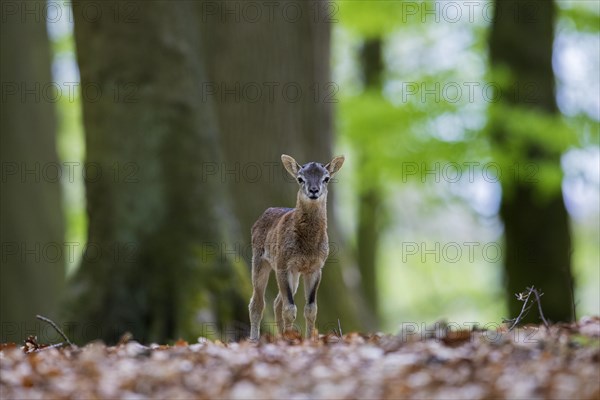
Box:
294;192;328;234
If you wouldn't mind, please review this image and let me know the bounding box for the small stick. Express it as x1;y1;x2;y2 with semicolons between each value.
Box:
34;343;65;352
36;315;73;346
531;288;549;328
508;288;532;331
337;318;343;338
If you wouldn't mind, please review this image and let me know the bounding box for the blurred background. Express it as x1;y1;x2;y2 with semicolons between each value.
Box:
1;0;598;344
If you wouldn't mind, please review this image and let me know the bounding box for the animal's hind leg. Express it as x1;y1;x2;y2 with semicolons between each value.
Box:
274;293;283;334
249;257;270;340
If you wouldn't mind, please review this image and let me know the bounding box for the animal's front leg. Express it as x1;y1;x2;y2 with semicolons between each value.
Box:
275;269;299;333
303;269;322;340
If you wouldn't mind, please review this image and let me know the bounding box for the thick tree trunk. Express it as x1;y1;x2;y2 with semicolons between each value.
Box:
201;1;374;332
489;0;574;322
0;0;66;343
68;0;251;344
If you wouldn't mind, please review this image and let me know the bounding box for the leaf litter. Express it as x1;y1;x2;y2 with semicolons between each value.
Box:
1;317;599;399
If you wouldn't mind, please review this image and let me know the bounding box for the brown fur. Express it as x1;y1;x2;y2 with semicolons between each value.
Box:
248;154;345;340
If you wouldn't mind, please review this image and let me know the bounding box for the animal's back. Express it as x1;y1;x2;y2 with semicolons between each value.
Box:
251;207;294;252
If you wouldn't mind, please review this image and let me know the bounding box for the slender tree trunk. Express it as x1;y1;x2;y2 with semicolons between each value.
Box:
489;0;574;322
201;0;375;332
0;0;66;343
68;0;251;344
357;186;381;321
356;38;385;323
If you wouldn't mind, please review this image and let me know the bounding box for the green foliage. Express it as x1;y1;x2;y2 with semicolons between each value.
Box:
339;85;488;193
337;0;413;37
339;91;415;182
335;0;599;328
558;3;600;33
50;25;87;275
379;234;506;330
485;66;584;198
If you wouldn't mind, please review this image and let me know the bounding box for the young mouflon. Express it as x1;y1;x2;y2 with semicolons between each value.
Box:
248;154;345;340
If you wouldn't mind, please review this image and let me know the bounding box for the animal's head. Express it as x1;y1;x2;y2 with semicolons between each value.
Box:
281;154;345;201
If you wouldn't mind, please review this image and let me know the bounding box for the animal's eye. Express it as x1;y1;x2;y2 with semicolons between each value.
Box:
323;177;330;183
297;177;304;184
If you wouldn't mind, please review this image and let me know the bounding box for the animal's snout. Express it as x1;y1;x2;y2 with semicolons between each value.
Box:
309;187;319;195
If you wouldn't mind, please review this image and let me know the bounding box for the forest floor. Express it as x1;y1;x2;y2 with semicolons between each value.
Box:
1;317;599;400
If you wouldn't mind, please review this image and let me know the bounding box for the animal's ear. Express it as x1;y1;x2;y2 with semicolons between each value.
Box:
281;154;301;177
325;155;345;177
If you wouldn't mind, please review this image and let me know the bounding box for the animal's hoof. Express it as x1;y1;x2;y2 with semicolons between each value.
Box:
306;328;318;341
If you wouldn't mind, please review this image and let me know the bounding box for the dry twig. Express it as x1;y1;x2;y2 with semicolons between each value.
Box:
36;315;73;346
504;286;549;331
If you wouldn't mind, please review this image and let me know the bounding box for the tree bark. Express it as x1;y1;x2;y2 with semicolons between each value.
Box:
67;0;251;344
201;0;374;332
489;0;574;322
0;0;66;343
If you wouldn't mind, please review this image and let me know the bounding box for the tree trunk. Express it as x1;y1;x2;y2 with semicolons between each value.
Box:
0;0;66;343
356;186;381;322
489;0;574;322
355;38;385;323
201;0;375;333
67;0;251;344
